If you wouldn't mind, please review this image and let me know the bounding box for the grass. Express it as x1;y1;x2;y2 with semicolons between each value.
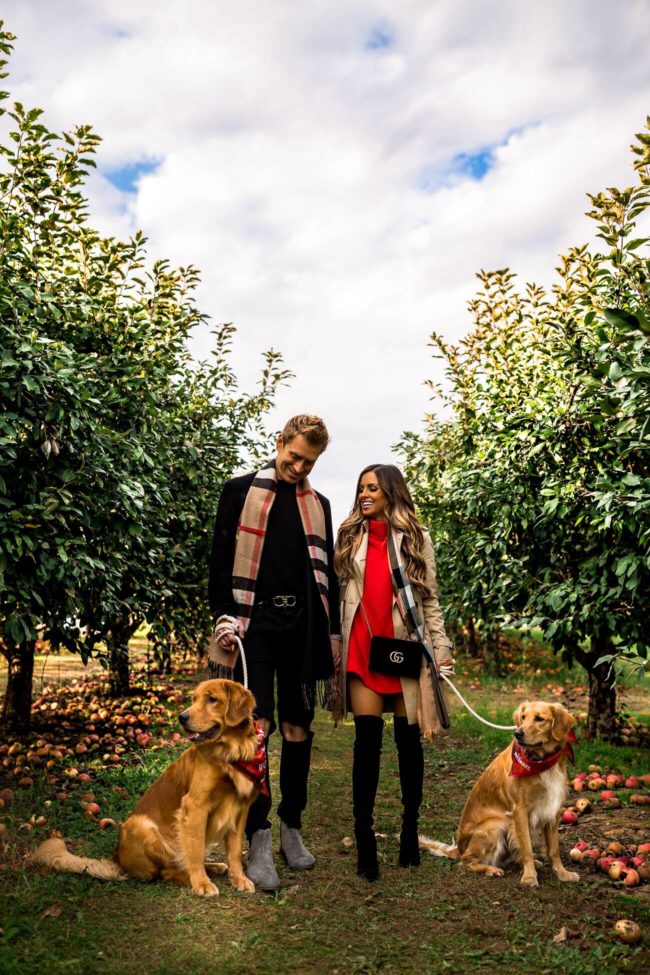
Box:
1;648;649;975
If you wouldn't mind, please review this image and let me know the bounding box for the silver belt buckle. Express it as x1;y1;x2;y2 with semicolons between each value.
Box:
272;594;297;608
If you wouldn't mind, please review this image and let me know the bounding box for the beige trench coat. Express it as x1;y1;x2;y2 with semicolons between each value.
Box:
338;523;452;731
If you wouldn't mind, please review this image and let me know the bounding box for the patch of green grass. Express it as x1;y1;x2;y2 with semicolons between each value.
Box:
1;675;649;975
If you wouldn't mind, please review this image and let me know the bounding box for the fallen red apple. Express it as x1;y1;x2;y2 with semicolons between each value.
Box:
603;798;622;809
575;841;590;852
638;862;650;882
630;794;650;806
625;776;640;789
637;843;650;856
613;919;642;944
597;856;615;873
600;790;616;801
83;802;100;816
575;797;592;814
588;778;606;791
606;774;624;787
606;842;625;856
609;862;626;880
623;868;640;887
562;809;579;824
569;847;584;861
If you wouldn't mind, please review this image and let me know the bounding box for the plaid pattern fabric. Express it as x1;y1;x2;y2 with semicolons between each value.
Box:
387;531;433;663
232;461;329;631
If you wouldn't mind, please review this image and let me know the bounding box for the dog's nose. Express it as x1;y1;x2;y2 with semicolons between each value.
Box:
179;710;190;726
514;728;525;742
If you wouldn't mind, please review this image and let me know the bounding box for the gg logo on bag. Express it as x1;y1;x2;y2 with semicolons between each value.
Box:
389;650;404;664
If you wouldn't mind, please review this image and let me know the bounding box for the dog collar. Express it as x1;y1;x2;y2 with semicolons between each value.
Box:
509;730;577;778
231;722;269;796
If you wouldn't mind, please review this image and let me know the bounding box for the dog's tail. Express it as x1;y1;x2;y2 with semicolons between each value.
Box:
31;837;129;882
418;835;460;859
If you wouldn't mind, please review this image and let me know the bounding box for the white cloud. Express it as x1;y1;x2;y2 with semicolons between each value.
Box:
3;0;649;523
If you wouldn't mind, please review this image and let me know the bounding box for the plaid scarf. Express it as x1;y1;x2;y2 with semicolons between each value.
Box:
387;531;433;663
209;461;331;681
232;460;329;629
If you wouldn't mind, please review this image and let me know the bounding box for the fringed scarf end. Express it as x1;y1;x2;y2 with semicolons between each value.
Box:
208;660;237;681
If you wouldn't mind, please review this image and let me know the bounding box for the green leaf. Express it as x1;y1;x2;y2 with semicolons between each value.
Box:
603;308;640;331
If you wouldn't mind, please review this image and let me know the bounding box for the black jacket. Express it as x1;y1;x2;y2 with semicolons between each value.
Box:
208;471;341;641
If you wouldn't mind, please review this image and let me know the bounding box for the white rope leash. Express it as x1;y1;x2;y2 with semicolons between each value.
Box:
439;672;516;731
213;616;248;689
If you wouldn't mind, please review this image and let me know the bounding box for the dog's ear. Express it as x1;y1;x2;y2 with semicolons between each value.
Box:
513;705;522;727
225;682;254;726
551;706;575;741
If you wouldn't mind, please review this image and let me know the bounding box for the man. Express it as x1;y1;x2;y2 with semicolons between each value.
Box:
208;415;340;891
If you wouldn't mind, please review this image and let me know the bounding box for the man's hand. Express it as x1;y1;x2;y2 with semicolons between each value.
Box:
330;637;342;669
214;616;243;652
437;658;455;677
217;632;240;652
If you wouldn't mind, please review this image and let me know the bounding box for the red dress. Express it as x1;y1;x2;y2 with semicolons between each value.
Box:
346;520;402;695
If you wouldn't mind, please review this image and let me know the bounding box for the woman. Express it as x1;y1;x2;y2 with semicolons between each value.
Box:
334;464;453;881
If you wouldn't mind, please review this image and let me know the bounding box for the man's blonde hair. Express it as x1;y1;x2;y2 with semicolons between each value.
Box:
280;415;329;453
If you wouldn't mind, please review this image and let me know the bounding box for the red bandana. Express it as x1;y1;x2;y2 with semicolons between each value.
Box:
509;729;577;778
232;722;269;796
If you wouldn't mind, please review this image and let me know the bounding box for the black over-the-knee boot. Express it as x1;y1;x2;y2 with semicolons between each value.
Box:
352;715;384;881
277;731;313;829
394;716;423;867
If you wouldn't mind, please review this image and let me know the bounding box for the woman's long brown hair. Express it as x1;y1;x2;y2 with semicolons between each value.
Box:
334;464;431;596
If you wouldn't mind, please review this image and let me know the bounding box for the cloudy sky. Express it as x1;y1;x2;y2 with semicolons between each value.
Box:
4;0;650;523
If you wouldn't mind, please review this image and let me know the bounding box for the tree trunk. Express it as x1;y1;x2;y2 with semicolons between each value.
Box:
108;622;133;697
483;625;503;677
575;634;618;740
1;641;36;735
465;616;480;657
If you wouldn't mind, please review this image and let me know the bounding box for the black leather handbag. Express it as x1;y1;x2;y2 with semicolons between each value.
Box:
359;599;424;679
368;635;424;678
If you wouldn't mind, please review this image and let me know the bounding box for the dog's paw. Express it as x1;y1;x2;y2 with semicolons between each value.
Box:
482;865;504;877
230;873;255;894
555;868;580;883
205;861;228;876
193;878;220;897
519;872;539;887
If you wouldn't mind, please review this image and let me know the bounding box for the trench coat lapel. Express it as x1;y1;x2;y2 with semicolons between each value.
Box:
351;524;369;587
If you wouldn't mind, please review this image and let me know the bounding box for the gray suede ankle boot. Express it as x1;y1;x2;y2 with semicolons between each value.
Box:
246;829;281;891
280;821;316;870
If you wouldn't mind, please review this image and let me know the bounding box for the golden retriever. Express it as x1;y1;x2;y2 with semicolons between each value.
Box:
420;701;580;887
32;679;263;896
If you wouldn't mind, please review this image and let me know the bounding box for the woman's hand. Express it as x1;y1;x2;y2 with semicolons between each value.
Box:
331;637;342;669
